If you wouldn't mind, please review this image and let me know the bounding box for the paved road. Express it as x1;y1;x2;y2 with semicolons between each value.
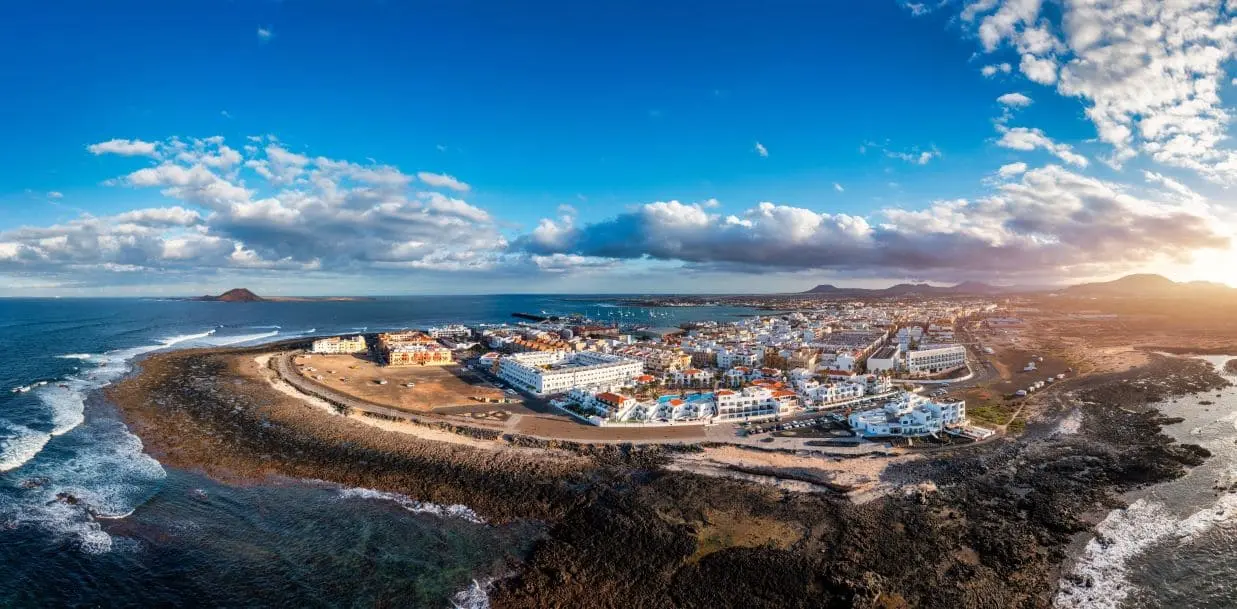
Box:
273;351;507;430
274;351;713;445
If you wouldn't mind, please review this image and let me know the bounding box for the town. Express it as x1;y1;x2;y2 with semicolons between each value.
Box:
302;297;1018;444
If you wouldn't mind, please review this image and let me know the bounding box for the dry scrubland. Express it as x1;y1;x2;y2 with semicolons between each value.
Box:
293;353;506;412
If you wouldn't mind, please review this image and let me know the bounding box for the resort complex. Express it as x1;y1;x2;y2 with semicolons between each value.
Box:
310;335;367;355
298;293;1002;438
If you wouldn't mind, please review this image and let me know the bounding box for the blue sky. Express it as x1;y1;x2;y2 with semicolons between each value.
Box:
3;1;1237;295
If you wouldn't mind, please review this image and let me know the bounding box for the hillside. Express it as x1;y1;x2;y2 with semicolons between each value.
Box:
1063;274;1233;298
196;288;264;302
801;281;1005;297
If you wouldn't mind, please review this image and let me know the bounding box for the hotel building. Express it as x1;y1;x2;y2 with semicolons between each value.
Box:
497;350;643;395
310;335;367;355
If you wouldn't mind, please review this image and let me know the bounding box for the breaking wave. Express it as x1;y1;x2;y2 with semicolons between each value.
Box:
1055;495;1237;609
451;578;493;609
0;424;51;472
336;487;485;524
196;330;279;347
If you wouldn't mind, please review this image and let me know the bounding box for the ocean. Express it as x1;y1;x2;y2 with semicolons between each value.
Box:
0;295;762;607
1055;355;1237;609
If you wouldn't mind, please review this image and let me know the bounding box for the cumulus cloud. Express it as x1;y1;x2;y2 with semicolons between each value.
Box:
47;191;63;199
960;0;1237;182
982;62;1013;77
513;166;1227;281
417;171;471;192
997;162;1028;178
87;139;158;157
1;135;512;282
754;142;769;157
995;125;1088;167
834;183;844;192
1019;53;1058;85
997;92;1032;107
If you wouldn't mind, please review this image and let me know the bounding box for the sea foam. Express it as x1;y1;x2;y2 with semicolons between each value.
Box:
0;424;51;472
337;487;485;524
1056;494;1237;609
451;578;493;609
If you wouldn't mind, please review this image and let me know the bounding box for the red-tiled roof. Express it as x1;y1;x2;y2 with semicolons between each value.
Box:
595;392;630;404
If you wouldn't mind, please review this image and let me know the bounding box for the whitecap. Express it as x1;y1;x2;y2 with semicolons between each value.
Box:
197;330;279;347
0;419;166;553
159;329;217;346
56;354;93;360
451;578;493;609
0;425;51;472
1056;494;1237;609
337;487;485;524
39;384;86;436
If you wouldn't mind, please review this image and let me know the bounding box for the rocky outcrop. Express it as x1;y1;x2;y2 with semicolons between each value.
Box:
108;349;1229;608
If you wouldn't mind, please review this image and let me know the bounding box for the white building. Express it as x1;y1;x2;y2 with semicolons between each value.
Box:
311;335;367;354
714;386;797;422
906;345;967;375
717;348;763;369
799;380;866;408
427;324;471;339
670;368;714;387
848;393;966;437
497;350;642;395
866;345;901;373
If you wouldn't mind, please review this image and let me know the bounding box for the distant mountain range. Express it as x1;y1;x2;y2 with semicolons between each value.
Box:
799;274;1234;298
800;281;1016;297
1060;274;1233;297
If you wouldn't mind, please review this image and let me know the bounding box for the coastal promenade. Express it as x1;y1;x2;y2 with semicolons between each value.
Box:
269;350;912;454
269;350;712;445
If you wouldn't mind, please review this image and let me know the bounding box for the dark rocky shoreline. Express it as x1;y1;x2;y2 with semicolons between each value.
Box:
105;348;1228;608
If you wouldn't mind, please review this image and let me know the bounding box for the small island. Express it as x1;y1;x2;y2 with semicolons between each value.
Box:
190;288;373;303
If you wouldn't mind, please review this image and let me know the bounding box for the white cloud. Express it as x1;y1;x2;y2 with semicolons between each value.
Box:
754;142;769;157
257;27;272;42
1019;53;1058;85
417;171;471;192
87;139;158;157
997;162;1028;178
997;92;1033;107
834;183;845;192
982;62;1013;77
886;146;940;165
958;0;1237;183
0;135;514;283
516;166;1228;280
47;191;64;199
996;125;1088;167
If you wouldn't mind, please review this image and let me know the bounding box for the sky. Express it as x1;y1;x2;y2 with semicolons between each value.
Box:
3;0;1237;296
